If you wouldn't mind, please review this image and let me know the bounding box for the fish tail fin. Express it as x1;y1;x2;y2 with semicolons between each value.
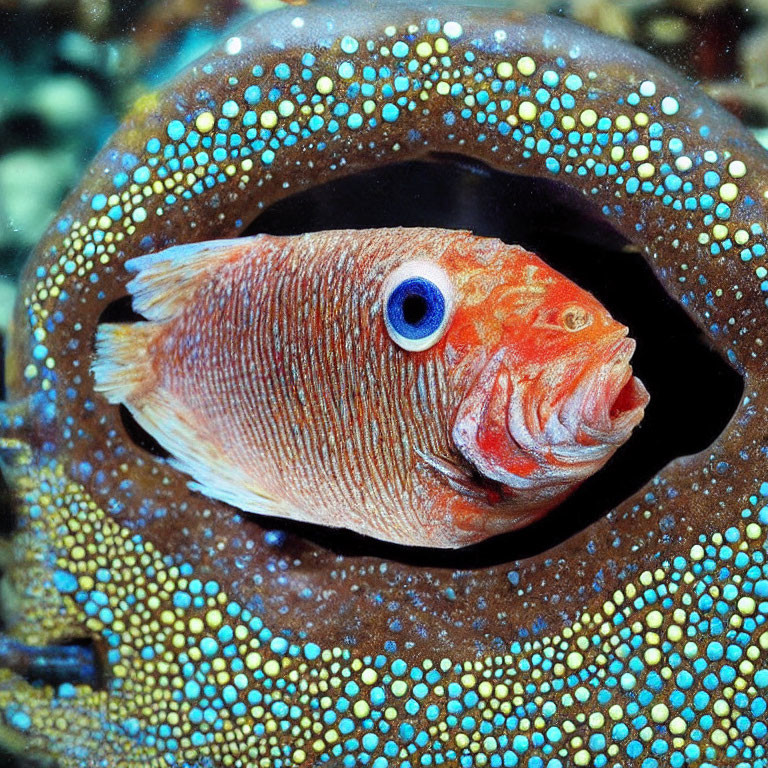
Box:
91;322;159;404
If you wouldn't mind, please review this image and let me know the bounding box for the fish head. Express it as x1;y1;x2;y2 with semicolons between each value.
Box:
386;232;649;538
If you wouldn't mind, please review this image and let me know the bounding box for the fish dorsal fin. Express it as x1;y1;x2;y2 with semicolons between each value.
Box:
125;236;267;321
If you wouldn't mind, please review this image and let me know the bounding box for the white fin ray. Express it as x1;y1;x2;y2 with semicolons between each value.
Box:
125;237;265;321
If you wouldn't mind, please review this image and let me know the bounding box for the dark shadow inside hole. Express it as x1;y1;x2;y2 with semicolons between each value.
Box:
0;635;104;691
237;157;743;567
0;468;15;538
120;405;170;459
96;294;144;325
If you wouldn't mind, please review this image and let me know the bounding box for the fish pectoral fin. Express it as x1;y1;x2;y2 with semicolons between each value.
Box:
125;235;272;321
414;448;491;500
181;467;286;519
120;387;289;519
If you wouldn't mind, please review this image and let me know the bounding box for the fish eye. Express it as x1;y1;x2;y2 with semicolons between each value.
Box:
560;305;593;332
383;261;454;352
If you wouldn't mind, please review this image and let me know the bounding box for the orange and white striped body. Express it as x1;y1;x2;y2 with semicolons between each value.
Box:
93;228;648;547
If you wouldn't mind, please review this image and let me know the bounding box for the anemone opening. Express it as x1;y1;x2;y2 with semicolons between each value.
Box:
239;157;743;567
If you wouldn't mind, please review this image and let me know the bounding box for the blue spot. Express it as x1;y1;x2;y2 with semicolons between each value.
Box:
167;120;185;141
392;41;409;58
133;166;151;184
7;709;31;732
381;104;400;123
304;643;321;660
53;570;78;593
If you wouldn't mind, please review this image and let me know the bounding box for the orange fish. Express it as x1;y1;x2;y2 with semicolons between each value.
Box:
92;228;649;548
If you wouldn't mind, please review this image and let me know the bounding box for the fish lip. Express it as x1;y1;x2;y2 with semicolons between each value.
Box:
578;337;649;443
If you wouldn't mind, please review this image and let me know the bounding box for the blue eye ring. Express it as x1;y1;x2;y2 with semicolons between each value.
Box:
383;261;454;352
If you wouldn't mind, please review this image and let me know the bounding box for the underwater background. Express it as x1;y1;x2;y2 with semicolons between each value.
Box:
1;0;767;765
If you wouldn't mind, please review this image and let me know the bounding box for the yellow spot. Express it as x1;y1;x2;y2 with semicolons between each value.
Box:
566;652;583;670
611;147;625;162
361;668;377;685
245;651;261;670
416;41;433;57
728;160;746;178
646;610;663;629
690;544;704;560
637;163;655;179
746;523;761;540
712;224;728;241
496;61;514;79
206;609;223;629
518;101;537;121
436;81;450;95
667;625;683;643
651;703;669;722
353;700;370;718
316;76;334;95
580;109;597;127
260;110;278;129
632;145;649;162
264;659;281;677
719;182;738;202
435;38;449;54
712;729;728;747
588;712;604;729
195;111;215;133
644;648;661;665
670;716;687;734
615;115;631;132
738;596;756;615
517;56;536;76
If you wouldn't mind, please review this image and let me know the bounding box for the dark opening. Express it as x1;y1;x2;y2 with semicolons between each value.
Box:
96;294;144;325
0;635;104;690
238;157;743;567
403;294;428;327
119;405;170;459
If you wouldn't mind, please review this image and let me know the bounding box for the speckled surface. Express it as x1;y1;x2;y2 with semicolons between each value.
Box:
1;1;768;767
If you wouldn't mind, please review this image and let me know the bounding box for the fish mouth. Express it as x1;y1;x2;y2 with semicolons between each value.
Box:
578;337;649;444
450;336;649;496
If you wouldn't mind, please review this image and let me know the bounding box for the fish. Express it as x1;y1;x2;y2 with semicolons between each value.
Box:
91;227;649;548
